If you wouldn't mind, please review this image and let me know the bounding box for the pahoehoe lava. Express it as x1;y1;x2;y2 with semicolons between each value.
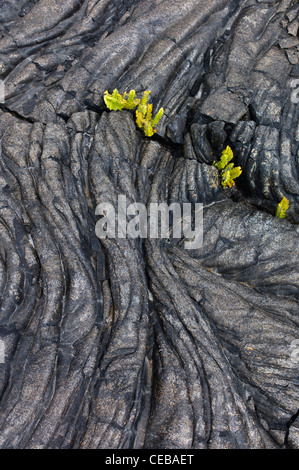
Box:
0;0;298;449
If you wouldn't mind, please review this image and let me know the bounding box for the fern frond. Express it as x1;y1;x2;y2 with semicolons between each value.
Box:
146;103;153;122
213;145;234;170
135;111;153;137
136;110;143;129
223;165;242;188
104;89;126;111
276;197;289;218
143;120;154;137
104;88;163;137
141;90;151;107
125;90;140;109
138;91;151;116
213;146;242;188
151;107;164;127
229;166;242;180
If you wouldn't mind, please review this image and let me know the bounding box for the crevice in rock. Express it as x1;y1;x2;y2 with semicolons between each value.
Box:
0;104;35;124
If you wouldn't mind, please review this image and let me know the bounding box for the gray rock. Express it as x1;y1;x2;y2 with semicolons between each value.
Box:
0;0;298;450
287;20;299;37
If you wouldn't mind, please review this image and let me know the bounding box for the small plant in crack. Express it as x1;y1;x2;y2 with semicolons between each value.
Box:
103;89;140;110
276;196;289;219
103;88;164;137
213;145;242;188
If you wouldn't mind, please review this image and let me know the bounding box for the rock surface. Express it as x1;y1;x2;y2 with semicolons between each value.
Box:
0;0;298;449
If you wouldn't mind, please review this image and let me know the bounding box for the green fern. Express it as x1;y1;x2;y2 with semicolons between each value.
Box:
151;107;164;127
213;146;242;188
103;88;163;137
140;90;151;112
124;90;140;109
276;197;289;218
135;91;164;137
103;89;126;111
213;146;234;171
104;88;140;111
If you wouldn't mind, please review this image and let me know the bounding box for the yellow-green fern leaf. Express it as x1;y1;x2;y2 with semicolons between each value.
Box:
138;90;151;115
125;90;140;109
144;120;154;137
213;145;234;170
104;89;126;111
136;110;143;129
141;90;151;106
104;88;162;138
226;165;242;187
221;164;234;188
146;103;153;122
276;197;289;218
213;146;242;188
151;107;164;127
